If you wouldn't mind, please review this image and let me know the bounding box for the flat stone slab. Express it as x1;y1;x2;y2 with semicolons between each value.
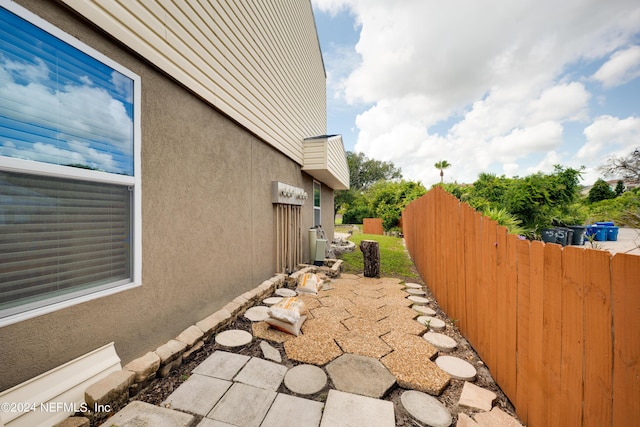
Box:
244;306;270;321
417;316;446;331
410;298;434;308
412;305;436;316
320;389;395;427
459;381;497;412
401;390;452;427
208;382;277;427
275;288;297;297
263;296;283;305
405;288;426;295
424;332;458;351
260;340;282;362
196;419;236;427
284;364;327;395
260;393;324;427
326;353;396;398
436;355;477;381
163;374;231;415
404;282;423;289
474;407;523;427
215;329;252;347
233;357;288;391
107;401;194;427
193;351;250;380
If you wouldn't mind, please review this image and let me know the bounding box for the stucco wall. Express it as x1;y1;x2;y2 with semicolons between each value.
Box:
0;0;324;391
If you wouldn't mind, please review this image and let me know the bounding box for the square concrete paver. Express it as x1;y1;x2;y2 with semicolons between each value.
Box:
233;357;288;391
320;389;395;427
207;382;276;427
260;393;324;427
163;374;232;415
107;401;194;427
193;350;250;380
196;419;235;427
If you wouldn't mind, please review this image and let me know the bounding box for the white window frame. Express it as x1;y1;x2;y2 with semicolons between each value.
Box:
313;180;321;227
0;1;142;327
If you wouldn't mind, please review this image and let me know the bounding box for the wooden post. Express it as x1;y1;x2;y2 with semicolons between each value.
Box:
360;239;380;278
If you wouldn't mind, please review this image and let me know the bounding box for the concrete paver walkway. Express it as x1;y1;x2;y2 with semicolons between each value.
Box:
106;273;523;426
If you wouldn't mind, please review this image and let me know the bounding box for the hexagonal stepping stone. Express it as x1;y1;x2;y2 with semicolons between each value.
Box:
412;304;436;315
275;288;297;297
284;335;343;365
405;288;426;295
326;354;396;398
335;331;393;359
424;332;457;352
401;390;452;427
284;364;327;395
381;351;450;395
436;355;477;381
404;282;423;289
244;306;270;322
263;296;283;305
215;330;252;348
408;296;431;305
417;316;446;331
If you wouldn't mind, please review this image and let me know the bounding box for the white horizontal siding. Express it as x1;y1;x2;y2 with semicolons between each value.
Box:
327;135;350;188
60;0;326;165
303;136;349;190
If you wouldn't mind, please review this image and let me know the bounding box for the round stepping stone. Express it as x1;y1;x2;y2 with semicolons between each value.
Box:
417;316;446;331
215;330;252;348
405;288;426;296
435;355;477;381
412;305;436;315
263;296;283;306
284;364;327;395
401;390;452;427
244;306;270;322
275;288;297;297
404;282;423;289
423;332;457;352
408;296;431;305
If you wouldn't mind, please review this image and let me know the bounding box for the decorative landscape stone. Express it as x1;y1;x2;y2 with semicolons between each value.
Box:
275;288;297;297
408;296;431;305
196;309;232;337
423;332;458;351
412;304;436;315
123;352;161;383
326;354;396;398
401;390;452;427
458;381;497;412
404;282;423;289
435;355;477;381
244;306;270;322
405;288;427;295
259;341;282;363
284;364;328;395
262;296;284;305
215;329;252;348
84;370;135;407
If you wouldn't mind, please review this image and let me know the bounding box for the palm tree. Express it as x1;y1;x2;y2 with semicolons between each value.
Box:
434;160;451;183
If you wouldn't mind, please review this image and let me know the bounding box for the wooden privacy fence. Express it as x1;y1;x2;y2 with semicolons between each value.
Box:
402;186;639;426
363;218;384;235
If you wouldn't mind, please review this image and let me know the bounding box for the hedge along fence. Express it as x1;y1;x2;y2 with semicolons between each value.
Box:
402;186;640;426
363;218;384;235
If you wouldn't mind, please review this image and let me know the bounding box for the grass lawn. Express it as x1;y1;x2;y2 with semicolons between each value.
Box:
335;226;420;281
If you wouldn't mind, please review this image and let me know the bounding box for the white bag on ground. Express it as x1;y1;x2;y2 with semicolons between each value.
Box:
296;273;320;295
265;315;307;336
267;297;307;324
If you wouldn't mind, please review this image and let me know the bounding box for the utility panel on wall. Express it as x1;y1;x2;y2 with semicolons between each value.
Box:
272;181;307;205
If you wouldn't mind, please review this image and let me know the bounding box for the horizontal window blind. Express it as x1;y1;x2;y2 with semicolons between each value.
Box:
0;171;132;316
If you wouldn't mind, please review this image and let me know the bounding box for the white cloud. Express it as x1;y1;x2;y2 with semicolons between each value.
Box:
578;115;640;162
314;0;640;186
593;45;640;88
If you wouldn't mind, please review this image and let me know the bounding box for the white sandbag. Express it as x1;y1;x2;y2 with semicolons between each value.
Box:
296;272;320;295
267;297;307;324
265;315;307;336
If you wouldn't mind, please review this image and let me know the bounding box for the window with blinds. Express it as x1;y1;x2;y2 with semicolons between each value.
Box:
0;2;141;324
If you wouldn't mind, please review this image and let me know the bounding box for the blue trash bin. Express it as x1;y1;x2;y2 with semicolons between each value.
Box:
596;221;615;226
593;226;607;241
607;226;620;241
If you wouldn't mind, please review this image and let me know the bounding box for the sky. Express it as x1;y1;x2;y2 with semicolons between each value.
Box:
311;0;640;187
0;5;134;176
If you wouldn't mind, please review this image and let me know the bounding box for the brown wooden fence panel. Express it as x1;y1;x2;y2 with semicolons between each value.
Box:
612;253;640;426
363;218;383;235
542;243;563;425
515;237;531;421
583;249;613;426
527;241;545;426
402;186;639;426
